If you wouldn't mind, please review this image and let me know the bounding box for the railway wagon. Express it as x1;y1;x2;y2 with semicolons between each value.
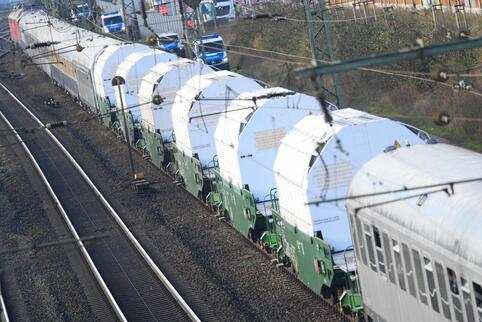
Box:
15;7;120;106
8;5;26;44
112;49;176;144
270;109;429;312
137;59;213;167
209;87;327;240
347;143;482;322
93;43;150;125
170;70;264;197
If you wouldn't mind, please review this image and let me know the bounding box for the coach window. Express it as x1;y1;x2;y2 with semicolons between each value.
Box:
392;239;406;291
355;216;368;266
382;232;396;284
402;243;417;299
364;224;377;272
349;215;361;262
424;257;440;313
372;226;385;274
412;249;428;305
435;262;452;320
447;268;463;322
461;277;476;322
473;281;482;321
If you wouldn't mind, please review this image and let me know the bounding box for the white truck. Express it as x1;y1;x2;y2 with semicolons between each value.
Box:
157;32;185;56
100;11;125;33
71;2;92;21
198;0;235;24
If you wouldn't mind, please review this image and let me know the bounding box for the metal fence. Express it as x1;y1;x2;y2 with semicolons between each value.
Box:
96;0;183;36
138;13;183;35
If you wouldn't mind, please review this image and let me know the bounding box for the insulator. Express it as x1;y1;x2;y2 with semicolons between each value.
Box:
432;112;450;126
458;29;470;39
243;12;281;20
147;35;157;46
256;91;295;100
413;38;424;48
140;0;147;20
45;121;68;129
430;66;449;82
316;93;333;125
29;41;60;49
152;95;164;105
76;45;84;52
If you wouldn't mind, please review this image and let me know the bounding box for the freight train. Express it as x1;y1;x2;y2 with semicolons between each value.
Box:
10;5;480;320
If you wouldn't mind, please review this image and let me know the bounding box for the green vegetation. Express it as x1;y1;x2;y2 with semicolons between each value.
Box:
227;5;482;151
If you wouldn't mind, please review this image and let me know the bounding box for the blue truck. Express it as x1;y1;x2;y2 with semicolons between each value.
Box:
193;34;229;70
157;32;184;57
71;3;92;21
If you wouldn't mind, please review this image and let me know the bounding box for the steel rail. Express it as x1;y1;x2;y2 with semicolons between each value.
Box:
0;81;202;322
0;109;126;322
0;281;9;322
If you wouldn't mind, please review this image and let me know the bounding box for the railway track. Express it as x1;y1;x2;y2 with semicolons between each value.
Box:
0;93;119;321
0;82;201;322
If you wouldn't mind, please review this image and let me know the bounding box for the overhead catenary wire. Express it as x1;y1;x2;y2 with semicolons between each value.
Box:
242;5;389;23
17;7;481;221
9;14;460;213
307;176;482;206
174;39;482;98
353;187;450;214
20;8;480;130
33;8;482;101
0;233;110;256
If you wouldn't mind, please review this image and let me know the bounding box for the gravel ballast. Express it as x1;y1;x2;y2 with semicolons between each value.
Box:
0;40;347;322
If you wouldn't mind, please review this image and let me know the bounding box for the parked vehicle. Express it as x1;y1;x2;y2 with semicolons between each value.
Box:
101;11;125;33
198;0;235;24
71;2;92;21
213;0;235;21
193;34;229;70
157;32;184;56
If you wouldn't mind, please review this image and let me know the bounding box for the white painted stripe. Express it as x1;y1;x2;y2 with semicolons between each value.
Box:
0;82;202;322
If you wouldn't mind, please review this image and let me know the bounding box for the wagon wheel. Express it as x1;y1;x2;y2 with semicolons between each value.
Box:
248;229;258;243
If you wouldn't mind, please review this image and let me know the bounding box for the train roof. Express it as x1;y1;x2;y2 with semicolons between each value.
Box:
171;70;263;164
113;49;176;109
93;43;147;99
348;143;482;267
138;59;212;136
214;87;321;202
75;32;119;67
273;109;426;251
19;9;119;65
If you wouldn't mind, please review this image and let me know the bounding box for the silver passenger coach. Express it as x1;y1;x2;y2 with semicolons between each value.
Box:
347;143;482;322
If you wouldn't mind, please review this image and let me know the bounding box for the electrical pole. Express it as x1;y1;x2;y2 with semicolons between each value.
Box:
303;0;344;108
112;76;136;181
120;0;141;41
129;0;140;41
177;0;189;45
120;0;132;40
